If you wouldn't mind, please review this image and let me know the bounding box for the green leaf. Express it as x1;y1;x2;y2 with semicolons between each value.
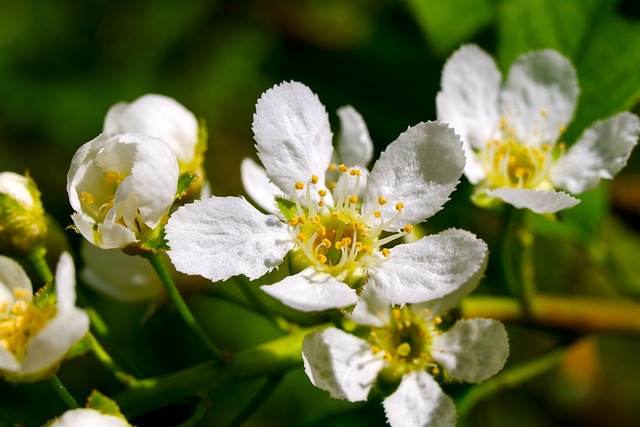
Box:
276;197;298;221
407;0;493;56
86;390;127;419
175;171;199;200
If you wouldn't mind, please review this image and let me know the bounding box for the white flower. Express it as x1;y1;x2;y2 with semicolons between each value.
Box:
67;133;179;249
104;94;201;171
50;408;130;427
80;241;164;302
0;172;48;255
167;81;487;312
437;45;640;214
302;282;509;427
0;253;89;382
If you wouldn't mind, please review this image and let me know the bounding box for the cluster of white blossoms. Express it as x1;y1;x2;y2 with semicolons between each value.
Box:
0;253;88;382
166;81;489;312
437;45;639;214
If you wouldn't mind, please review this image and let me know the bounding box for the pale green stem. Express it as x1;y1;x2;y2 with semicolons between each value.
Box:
461;294;640;333
228;375;283;427
175;397;210;427
115;325;325;417
24;246;53;283
518;213;537;313
48;375;80;409
457;344;567;417
498;206;521;298
235;276;291;332
146;253;225;362
87;331;135;385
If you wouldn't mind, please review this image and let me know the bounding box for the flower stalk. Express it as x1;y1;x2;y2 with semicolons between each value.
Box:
49;374;80;408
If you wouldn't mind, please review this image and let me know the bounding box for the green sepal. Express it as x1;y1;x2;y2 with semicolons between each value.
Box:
276;197;298;221
123;223;170;256
86;389;128;419
175;171;199;201
32;282;57;309
471;189;503;210
64;334;92;360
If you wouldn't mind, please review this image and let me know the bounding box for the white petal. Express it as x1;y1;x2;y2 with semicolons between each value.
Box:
462;143;487;185
383;371;456;427
260;268;358;312
80;242;163;302
130;134;179;228
436;44;502;149
50;408;130;427
54;252;76;312
302;328;384;402
0;345;20;373
551;112;640;194
0;172;34;207
252;81;333;198
501;50;579;145
103;94;199;165
411;229;488;316
363;121;465;230
66;134;105;212
431;318;509;383
486;188;579;214
166;197;293;281
371;230;488;305
0;255;33;301
71;212;137;249
337;105;373;167
20;308;89;376
348;283;391;327
240;157;281;214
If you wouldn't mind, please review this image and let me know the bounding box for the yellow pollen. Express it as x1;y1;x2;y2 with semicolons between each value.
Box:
321;238;332;248
316;225;326;236
542;143;551;151
296;233;306;243
381;248;390;257
515;168;527;178
371;345;380;355
559;124;567;134
403;224;413;233
341;237;352;246
331;212;340;219
434;316;443;325
499;116;507;129
362;245;372;254
508;155;517;167
392;308;401;319
289;218;299;226
348;195;358;204
328;163;337;172
378;196;388;205
540;108;548;117
395;202;404;212
397;343;411;357
374;210;381;218
310;175;319;184
432;367;440;375
349;169;361;176
104;170;119;185
383;353;392;361
294;182;305;190
338;164;348;173
13;289;30;299
334;241;343;250
80;191;94;204
310;217;319;224
317;254;327;265
318;189;327;197
318;200;325;207
299;216;307;225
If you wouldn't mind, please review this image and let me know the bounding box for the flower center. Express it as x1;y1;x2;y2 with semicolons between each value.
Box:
0;288;55;361
368;307;440;378
285;165;411;290
80;170;128;223
482;139;554;189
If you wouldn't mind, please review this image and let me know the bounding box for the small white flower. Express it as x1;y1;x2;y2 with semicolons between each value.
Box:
80;241;164;302
437;45;639;214
104;94;201;171
67;133;179;249
50;408;130;427
167;81;487;312
0;253;89;382
302;283;509;427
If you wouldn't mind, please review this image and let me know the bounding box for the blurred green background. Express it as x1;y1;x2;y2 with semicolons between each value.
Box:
1;0;640;426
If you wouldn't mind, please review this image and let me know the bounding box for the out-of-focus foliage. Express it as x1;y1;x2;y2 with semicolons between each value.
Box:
0;0;639;426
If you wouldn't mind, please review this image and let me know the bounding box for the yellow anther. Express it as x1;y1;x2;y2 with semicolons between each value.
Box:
397;343;411;357
13;289;30;299
335;241;342;250
403;224;413;233
321;238;332;248
508;155;517;167
356;242;363;250
317;254;327;265
348;195;358;204
349;169;361;176
542;143;551;151
341;237;352;246
362;245;372;254
434;316;443;325
104;170;119;185
383;353;392;361
432;367;440;375
392;308;401;319
318;189;327;197
296;233;306;243
316;225;326;236
499;116;507;129
328;163;337;172
378;196;388;205
299;216;307;225
540;108;548;117
515;168;527;178
397;323;404;331
318;200;325;207
289;218;299;226
332;212;340;219
80;191;94;204
310;217;319;224
374;210;381;218
559;124;567;134
371;345;381;355
294;182;305;190
117;173;126;185
395;202;404;212
338;164;348;173
382;248;390;257
310;175;319;184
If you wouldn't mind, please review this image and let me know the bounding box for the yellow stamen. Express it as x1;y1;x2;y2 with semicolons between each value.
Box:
348;195;358;204
378;196;388;205
318;189;327;197
104;170;119;185
403;224;413;233
395;202;404;212
338;164;348;173
349;169;361;176
80;191;94;204
382;248;390;257
310;175;319;184
294;182;305;190
374;210;381;218
296;233;306;243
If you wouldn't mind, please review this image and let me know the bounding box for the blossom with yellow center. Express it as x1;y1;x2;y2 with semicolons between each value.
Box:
0;253;88;382
67;133;179;249
167;81;488;312
302;283;509;427
437;45;639;213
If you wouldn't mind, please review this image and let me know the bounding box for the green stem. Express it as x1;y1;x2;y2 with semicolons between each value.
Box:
518;213;536;312
115;325;324;417
24;246;53;283
457;344;567;417
235;276;290;332
461;294;640;333
228;375;283;427
498;206;521;298
175;397;210;427
88;331;135;385
146;253;225;362
48;375;80;409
